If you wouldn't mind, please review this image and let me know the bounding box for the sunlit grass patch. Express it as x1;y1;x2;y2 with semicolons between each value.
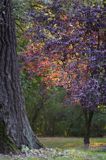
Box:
39;137;106;149
91;142;106;147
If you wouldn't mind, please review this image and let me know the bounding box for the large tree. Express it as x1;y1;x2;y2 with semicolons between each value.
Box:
0;0;42;153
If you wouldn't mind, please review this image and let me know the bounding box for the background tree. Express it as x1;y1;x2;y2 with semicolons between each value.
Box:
21;0;106;148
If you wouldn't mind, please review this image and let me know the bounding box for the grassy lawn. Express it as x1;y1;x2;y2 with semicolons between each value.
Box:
39;137;106;149
1;137;106;160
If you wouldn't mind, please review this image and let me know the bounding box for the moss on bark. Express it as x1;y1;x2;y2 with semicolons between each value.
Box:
0;121;19;154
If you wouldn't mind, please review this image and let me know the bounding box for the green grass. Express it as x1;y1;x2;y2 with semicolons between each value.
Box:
39;137;106;149
1;137;106;160
9;149;106;160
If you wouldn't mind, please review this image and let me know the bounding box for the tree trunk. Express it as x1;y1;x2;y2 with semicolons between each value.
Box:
83;110;94;148
0;0;42;153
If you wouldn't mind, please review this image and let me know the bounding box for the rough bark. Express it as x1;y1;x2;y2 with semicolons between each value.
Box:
0;0;42;153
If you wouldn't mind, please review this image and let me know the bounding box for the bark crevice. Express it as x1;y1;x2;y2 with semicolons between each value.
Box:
0;0;42;153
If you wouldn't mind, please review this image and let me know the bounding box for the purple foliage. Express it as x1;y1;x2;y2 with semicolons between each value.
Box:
24;1;105;110
78;78;100;110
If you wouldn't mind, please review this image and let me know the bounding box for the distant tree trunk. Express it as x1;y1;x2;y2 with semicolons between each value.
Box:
0;0;42;153
83;110;94;148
